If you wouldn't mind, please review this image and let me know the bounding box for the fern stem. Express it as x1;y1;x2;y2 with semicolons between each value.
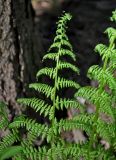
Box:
51;29;63;145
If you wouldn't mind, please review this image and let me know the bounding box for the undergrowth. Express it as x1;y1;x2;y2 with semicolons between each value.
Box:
0;10;116;160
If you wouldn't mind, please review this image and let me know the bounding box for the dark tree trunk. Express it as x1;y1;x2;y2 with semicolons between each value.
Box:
0;0;43;114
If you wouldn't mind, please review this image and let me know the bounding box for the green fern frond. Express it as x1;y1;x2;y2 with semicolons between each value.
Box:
87;65;116;90
43;53;57;61
29;83;53;99
57;12;72;28
43;49;76;62
58;114;93;134
36;67;55;79
111;10;116;22
0;130;19;152
22;143;39;160
56;97;82;110
61;39;73;50
60;49;76;60
49;42;61;51
95;44;116;61
17;98;52;118
75;86;114;118
57;77;80;90
58;61;79;73
0;116;8;129
61;143;96;159
9;117;49;138
97;118;115;143
49;40;73;51
54;33;68;42
104;27;116;43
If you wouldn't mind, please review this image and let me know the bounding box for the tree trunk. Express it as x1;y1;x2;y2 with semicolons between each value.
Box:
0;0;43;115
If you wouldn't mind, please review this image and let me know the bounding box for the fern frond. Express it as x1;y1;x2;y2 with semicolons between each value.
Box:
60;49;76;60
49;40;73;51
49;42;61;51
54;33;68;42
111;10;116;22
0;116;8;129
56;97;81;110
43;49;76;61
13;154;26;160
58;114;93;134
97;118;115;143
36;67;55;79
75;86;114;118
43;53;57;61
87;65;116;90
58;61;79;73
29;83;53;99
62;143;96;159
57;77;80;90
0;130;19;152
9;117;49;138
104;27;116;43
95;44;116;61
61;39;73;50
17;98;52;118
22;143;39;160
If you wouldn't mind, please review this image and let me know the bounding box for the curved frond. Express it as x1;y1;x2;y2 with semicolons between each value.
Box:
43;49;76;62
43;53;57;61
22;143;40;160
95;44;116;61
9;117;49;138
17;98;52;118
75;86;114;118
60;49;76;61
58;61;79;73
29;83;53;99
104;27;116;43
36;67;55;79
0;130;19;152
57;77;80;90
97;118;115;143
49;42;61;51
58;114;94;134
54;33;68;42
111;10;116;22
87;65;116;90
56;97;82;110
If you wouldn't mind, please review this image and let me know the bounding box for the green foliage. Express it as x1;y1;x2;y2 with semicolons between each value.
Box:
74;10;116;159
0;10;116;159
0;12;81;159
0;102;22;159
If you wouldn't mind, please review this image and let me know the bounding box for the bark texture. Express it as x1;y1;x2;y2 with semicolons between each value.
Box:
0;0;43;114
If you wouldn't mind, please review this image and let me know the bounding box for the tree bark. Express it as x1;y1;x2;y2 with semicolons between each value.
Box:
0;0;43;114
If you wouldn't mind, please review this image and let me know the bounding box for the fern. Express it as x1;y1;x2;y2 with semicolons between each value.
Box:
6;12;81;159
0;102;22;159
74;10;116;159
0;10;116;160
